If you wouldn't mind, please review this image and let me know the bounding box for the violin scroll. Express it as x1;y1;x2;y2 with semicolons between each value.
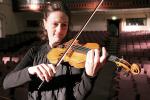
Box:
108;55;141;75
130;63;141;75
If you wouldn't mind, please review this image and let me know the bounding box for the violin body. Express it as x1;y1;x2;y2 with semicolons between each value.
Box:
47;43;100;68
47;41;141;75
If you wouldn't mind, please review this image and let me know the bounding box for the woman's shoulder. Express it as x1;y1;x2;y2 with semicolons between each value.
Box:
29;42;49;55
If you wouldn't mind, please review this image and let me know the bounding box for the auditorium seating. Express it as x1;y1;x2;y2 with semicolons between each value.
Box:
68;31;109;46
0;31;39;52
119;30;150;59
111;65;150;100
110;30;150;100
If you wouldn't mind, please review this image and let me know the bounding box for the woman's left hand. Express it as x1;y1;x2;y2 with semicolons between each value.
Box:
85;47;107;77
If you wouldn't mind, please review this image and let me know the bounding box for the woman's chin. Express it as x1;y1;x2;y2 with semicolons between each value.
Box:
54;38;63;43
54;39;62;45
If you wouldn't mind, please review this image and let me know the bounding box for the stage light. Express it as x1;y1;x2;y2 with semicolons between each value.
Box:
29;4;40;10
112;16;117;20
27;0;41;11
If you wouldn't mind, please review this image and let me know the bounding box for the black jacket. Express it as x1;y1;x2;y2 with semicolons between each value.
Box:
3;43;96;100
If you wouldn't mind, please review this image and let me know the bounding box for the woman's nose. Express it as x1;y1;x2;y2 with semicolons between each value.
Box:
56;24;63;32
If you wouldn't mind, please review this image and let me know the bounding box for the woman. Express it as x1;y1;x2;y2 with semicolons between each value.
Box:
3;1;107;100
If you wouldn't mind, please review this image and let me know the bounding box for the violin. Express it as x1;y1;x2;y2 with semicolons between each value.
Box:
47;40;141;75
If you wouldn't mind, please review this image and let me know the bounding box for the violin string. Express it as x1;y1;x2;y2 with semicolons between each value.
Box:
72;45;91;53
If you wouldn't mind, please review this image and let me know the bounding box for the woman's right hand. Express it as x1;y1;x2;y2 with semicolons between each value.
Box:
28;64;56;82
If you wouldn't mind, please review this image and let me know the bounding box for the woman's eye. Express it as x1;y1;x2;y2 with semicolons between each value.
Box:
54;23;58;26
62;23;68;28
62;24;66;27
52;23;68;28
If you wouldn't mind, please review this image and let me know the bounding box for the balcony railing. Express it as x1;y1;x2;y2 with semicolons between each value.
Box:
12;0;150;12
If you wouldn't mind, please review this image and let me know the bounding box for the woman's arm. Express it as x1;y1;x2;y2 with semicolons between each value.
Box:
73;71;97;100
73;47;107;100
3;47;37;89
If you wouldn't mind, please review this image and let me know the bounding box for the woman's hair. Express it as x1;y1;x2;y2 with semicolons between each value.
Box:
39;0;71;42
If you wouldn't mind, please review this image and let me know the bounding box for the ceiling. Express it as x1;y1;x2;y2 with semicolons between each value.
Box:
66;0;150;10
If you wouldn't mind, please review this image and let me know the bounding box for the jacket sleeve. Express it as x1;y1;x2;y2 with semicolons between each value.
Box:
73;71;97;100
3;47;37;89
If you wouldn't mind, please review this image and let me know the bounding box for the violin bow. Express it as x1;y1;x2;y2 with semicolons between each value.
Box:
38;0;104;90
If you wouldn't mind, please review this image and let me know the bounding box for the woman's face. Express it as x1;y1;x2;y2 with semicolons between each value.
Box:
44;11;69;47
